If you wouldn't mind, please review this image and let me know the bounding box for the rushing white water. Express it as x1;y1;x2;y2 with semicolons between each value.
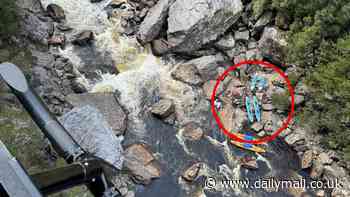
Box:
91;55;162;137
41;0;146;73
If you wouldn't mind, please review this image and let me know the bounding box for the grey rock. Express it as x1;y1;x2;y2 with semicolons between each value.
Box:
16;0;42;13
285;132;304;145
119;187;128;196
124;143;161;185
182;163;202;182
203;80;221;99
310;157;324;180
318;153;332;165
66;93;127;135
248;40;258;49
253;11;273;32
150;99;175;118
137;0;175;44
56;24;73;31
258;27;287;65
215;33;236;50
301;150;313;169
70;80;88;94
241;158;258;170
59;106;124;169
171;64;203;86
72;31;94;46
167;0;243;53
47;4;66;22
181;122;204;141
185;54;226;81
21;13;51;45
234;30;250;41
32;53;76;115
151;39;171;56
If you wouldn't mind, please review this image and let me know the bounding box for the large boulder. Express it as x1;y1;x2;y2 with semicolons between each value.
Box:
171;64;203;86
66;93;127;136
167;0;243;53
137;0;176;44
185;54;226;81
59;106;124;169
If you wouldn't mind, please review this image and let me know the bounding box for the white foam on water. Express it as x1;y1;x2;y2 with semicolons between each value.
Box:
41;0;146;73
175;128;195;156
256;153;272;172
90;55;162;137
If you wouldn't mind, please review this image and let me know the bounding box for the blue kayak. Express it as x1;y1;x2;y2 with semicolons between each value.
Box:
246;96;254;122
253;96;261;122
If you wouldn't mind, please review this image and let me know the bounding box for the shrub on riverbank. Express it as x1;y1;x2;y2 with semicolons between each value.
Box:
0;0;18;37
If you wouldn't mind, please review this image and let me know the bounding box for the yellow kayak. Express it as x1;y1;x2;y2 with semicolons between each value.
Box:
230;140;266;153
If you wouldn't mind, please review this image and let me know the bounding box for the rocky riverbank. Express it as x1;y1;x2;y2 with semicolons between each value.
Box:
1;0;349;196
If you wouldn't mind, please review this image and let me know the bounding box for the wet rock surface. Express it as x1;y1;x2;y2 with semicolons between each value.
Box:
71;30;94;46
150;99;175;119
46;4;65;22
124;143;161;185
182;163;202;182
181;122;204;141
59;105;124;169
66;93;127;135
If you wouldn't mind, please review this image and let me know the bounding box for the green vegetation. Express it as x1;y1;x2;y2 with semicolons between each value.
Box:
271;92;290;112
302;36;350;153
0;0;18;37
0;105;93;197
253;0;350;160
0;106;50;173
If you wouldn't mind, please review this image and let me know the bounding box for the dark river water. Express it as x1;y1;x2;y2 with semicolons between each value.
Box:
123;113;315;197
